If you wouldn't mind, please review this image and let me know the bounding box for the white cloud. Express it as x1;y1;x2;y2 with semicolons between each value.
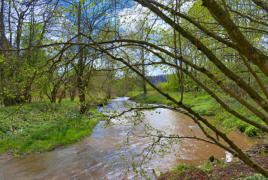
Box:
118;2;168;35
115;0;194;75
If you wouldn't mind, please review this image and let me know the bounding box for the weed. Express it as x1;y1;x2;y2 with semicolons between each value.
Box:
172;164;196;175
0;100;102;155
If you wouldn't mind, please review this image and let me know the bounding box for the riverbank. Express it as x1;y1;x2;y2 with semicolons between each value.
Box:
158;143;268;180
129;90;265;137
0;99;103;156
0;97;265;179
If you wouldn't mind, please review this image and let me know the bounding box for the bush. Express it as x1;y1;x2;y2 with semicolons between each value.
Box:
157;82;169;91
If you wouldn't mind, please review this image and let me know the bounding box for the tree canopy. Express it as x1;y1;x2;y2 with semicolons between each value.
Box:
0;0;267;177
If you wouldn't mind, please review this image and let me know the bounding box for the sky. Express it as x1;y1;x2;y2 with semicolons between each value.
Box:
116;1;164;75
116;0;193;76
5;0;190;76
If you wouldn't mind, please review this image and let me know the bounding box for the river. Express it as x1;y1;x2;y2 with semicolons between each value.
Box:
0;97;260;180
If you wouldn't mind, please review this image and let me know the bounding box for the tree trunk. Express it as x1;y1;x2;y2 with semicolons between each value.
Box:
77;1;87;114
51;87;57;103
58;88;66;104
70;86;76;101
141;46;147;95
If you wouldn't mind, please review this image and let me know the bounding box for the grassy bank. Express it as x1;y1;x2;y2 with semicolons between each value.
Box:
129;90;216;116
0;99;103;155
128;90;265;137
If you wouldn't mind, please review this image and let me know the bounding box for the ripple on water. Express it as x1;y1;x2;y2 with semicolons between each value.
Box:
0;97;260;180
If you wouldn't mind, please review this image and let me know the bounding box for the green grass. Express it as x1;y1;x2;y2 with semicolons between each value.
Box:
172;164;197;175
0;99;103;155
129;90;217;116
213;94;266;137
242;174;268;180
128;90;266;137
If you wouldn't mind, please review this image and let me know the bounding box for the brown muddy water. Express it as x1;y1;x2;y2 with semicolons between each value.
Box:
0;97;261;180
